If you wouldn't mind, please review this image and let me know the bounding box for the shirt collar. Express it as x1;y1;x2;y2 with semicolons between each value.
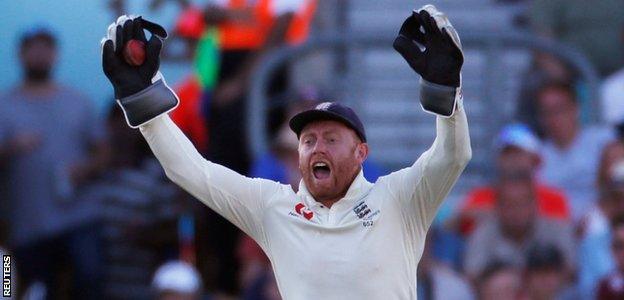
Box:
298;169;373;210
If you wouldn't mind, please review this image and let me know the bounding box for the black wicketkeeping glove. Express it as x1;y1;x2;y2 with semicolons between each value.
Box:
102;15;179;128
393;5;464;117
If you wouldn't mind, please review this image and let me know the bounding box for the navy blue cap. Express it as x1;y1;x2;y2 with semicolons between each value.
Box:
289;102;367;142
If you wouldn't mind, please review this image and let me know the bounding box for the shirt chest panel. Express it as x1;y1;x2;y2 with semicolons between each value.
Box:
263;192;414;292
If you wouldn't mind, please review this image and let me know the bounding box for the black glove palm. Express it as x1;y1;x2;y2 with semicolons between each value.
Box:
393;10;463;87
102;17;168;99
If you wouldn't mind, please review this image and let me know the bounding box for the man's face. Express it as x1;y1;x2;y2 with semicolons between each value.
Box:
497;147;539;179
480;269;521;300
606;188;624;218
612;226;624;270
526;268;565;300
496;180;536;236
537;88;578;143
298;120;368;203
20;38;56;82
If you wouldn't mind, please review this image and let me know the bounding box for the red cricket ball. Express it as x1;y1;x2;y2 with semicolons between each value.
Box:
123;39;146;66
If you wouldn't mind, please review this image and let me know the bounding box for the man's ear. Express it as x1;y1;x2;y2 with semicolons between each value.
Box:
356;142;369;164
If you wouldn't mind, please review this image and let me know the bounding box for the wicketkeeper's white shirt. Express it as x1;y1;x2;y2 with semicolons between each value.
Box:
139;99;471;299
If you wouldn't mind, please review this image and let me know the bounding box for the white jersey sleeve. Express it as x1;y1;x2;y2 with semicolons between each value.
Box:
382;98;471;233
139;115;284;245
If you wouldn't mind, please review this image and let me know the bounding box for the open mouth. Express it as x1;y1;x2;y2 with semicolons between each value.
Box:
312;162;331;180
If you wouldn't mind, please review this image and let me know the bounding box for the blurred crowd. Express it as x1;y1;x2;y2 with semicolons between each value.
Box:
2;0;624;299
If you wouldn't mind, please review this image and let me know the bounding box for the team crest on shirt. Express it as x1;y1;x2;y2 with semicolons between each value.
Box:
353;201;371;219
353;201;380;228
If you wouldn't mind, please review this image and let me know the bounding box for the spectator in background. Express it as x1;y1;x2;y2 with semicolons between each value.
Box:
579;160;624;299
148;0;218;154
529;0;624;77
476;262;522;300
524;1;624;130
417;232;475;300
520;244;576;300
464;174;575;279
200;2;317;295
203;0;317;175
597;139;624;197
457;124;569;236
536;81;612;221
83;105;181;299
601;26;624;128
251;123;301;188
596;217;624;299
153;261;203;300
0;27;109;299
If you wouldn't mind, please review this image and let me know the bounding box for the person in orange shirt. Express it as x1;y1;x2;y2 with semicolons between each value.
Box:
203;0;316;172
202;1;317;296
458;124;570;236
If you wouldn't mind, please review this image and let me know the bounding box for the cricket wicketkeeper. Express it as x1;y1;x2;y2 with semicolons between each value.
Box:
101;4;471;299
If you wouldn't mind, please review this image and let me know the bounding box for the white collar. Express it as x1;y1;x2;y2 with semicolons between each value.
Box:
297;169;373;211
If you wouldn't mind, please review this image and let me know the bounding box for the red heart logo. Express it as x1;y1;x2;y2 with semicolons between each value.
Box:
295;203;305;214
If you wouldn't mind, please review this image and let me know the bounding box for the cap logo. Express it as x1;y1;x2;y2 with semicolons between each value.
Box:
315;102;334;111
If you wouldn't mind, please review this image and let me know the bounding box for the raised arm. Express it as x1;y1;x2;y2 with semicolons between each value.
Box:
101;15;282;243
384;5;471;231
384;99;471;231
140;114;282;241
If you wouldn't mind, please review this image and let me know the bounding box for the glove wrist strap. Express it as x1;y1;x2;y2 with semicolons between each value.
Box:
117;79;179;128
419;78;461;118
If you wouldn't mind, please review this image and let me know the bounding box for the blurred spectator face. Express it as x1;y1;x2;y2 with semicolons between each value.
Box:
496;180;536;238
537;86;578;144
611;224;624;271
604;160;624;219
494;124;541;180
598;142;624;192
526;269;565;299
298;120;367;203
524;245;566;300
479;267;522;300
19;35;57;82
153;261;201;300
607;190;624;219
497;147;539;180
157;291;199;300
